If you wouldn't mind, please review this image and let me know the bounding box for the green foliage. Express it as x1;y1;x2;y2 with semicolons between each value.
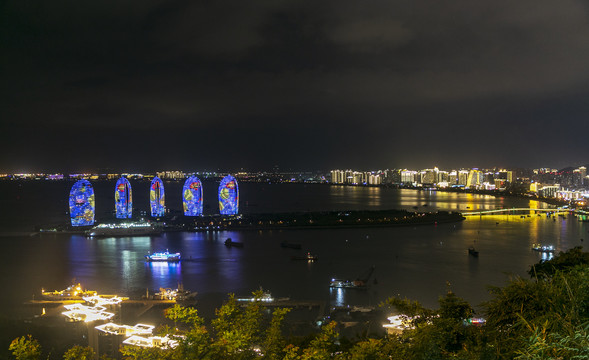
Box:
9;335;41;360
516;323;589;360
263;307;291;360
63;345;94;360
386;291;491;360
528;246;589;278
486;251;589;359
12;248;589;360
120;345;174;360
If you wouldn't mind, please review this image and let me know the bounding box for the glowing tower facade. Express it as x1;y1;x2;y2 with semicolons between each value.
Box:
150;176;165;217
183;176;203;216
115;177;133;219
218;175;239;215
69;179;95;226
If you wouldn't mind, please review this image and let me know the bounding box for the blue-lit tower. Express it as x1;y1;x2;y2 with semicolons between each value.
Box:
183;176;203;216
69;179;95;226
115;177;132;219
150;176;165;217
218;175;239;215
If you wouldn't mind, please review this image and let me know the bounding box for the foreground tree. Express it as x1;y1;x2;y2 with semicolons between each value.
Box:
386;291;493;359
485;248;589;359
63;345;95;360
8;335;41;360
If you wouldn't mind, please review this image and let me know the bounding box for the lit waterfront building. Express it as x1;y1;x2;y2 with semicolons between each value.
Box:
421;168;438;185
150;176;165;217
466;169;484;189
219;175;239;215
557;189;589;201
458;170;469;186
448;170;458;185
400;170;417;185
330;170;346;184
69;179;95;226
94;323;155;359
115;177;132;219
123;335;179;349
62;303;115;323
539;185;560;198
368;173;381;185
437;170;449;184
183;176;203;216
157;170;185;180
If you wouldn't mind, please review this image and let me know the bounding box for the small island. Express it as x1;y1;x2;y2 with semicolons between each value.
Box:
38;209;464;234
165;209;465;232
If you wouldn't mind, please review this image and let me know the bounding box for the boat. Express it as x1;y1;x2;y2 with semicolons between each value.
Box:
41;283;97;301
225;238;244;247
86;222;161;237
468;246;479;257
150;284;197;303
236;289;290;303
281;241;302;249
330;266;375;289
145;250;181;262
291;252;318;261
532;244;555;253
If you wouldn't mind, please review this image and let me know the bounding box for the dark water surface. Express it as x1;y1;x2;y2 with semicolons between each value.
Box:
0;181;586;319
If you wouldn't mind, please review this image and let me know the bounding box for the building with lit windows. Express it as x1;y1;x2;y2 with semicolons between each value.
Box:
466;170;484;189
400;170;416;184
69;179;95;226
219;175;239;215
150;177;165;217
183;176;203;216
330;170;346;184
115;178;132;219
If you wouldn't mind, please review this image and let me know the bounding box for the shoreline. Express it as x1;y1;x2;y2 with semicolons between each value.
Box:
37;209;466;235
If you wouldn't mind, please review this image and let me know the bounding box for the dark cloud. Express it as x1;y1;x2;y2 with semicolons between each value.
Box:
1;0;589;172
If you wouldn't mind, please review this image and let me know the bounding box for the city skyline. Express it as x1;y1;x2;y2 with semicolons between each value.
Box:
2;1;589;172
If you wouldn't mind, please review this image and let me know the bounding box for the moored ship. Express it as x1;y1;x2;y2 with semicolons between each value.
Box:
145;250;181;262
86;222;161;237
41;283;97;301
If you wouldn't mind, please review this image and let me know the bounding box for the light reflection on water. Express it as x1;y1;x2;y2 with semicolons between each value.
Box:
47;215;586;314
0;184;587;318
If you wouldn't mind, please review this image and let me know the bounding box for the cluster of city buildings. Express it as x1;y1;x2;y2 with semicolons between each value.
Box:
330;166;589;204
2;165;588;205
0;170;327;183
330;168;515;189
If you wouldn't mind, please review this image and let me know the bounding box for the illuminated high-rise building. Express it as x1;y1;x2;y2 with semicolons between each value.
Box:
330;170;345;184
183;176;203;216
115;178;132;219
150;177;165;217
400;170;416;184
69;180;95;226
466;169;484;189
458;170;469;186
218;175;239;215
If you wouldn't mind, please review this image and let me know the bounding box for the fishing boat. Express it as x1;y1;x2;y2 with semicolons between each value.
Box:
145;250;181;262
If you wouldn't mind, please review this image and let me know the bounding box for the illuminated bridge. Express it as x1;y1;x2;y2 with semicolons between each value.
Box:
462;208;580;216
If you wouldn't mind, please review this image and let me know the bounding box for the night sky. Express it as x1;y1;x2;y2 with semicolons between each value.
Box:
2;1;589;173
